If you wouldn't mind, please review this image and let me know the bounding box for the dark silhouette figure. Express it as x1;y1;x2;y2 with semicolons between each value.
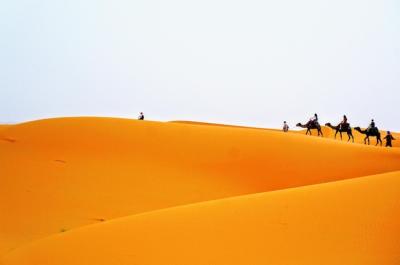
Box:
138;112;144;120
354;127;382;146
296;121;323;136
338;115;348;130
325;122;354;142
383;131;395;147
367;119;376;133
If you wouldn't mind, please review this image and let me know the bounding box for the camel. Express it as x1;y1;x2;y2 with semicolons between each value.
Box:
354;127;382;146
296;122;323;136
325;123;354;142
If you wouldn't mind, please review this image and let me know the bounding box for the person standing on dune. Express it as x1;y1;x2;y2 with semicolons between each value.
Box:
283;121;289;132
138;112;144;120
383;131;395;147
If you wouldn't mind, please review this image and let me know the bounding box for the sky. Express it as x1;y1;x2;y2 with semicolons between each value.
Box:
1;0;399;130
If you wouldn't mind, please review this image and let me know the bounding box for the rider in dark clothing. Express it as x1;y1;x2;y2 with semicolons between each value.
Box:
338;115;348;130
367;119;375;133
308;113;318;126
313;113;318;123
138;112;144;120
383;131;395;147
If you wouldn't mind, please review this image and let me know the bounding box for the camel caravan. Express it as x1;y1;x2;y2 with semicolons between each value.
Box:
294;114;390;146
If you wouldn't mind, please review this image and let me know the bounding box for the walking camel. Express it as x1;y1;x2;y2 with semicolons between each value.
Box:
354;127;382;146
296;122;323;136
325;123;354;142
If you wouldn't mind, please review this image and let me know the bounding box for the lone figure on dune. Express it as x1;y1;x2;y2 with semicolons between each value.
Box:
296;113;323;136
138;112;144;120
325;115;354;142
383;131;396;147
283;121;289;132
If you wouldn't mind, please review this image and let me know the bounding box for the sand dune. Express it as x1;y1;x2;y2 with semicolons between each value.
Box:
3;171;400;265
0;117;399;264
0;125;11;132
170;120;280;131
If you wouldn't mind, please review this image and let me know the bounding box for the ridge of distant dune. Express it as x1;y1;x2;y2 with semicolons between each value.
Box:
170;120;280;131
171;120;399;147
3;171;400;265
0;117;399;259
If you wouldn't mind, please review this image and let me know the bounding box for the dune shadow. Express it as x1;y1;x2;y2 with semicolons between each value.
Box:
0;137;16;143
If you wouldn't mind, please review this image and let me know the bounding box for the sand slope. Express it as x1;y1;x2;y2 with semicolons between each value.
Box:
3;171;400;265
0;117;399;264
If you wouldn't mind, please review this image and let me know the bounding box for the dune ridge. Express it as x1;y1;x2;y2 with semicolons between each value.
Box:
172;120;400;147
1;117;399;264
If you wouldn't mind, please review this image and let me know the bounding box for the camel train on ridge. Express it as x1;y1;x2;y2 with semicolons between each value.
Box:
296;114;383;146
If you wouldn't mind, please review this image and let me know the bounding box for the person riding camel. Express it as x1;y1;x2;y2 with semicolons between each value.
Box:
338;115;348;130
367;119;375;133
308;113;318;126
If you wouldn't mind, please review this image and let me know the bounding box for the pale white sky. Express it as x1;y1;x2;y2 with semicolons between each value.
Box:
1;0;399;130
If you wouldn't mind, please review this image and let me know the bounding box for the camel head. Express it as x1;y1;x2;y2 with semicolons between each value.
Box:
296;123;302;127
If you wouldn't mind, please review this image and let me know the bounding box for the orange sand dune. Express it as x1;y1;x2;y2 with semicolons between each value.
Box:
3;171;400;265
0;125;11;132
0;117;399;262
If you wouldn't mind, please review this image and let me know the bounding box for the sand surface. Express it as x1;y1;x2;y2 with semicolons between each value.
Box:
1;117;399;264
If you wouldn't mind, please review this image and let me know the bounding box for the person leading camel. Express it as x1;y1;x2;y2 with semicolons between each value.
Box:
383;131;395;147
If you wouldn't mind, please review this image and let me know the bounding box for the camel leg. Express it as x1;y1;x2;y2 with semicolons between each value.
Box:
339;131;343;140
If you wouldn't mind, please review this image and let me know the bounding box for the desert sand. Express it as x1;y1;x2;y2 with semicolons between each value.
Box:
0;117;399;264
